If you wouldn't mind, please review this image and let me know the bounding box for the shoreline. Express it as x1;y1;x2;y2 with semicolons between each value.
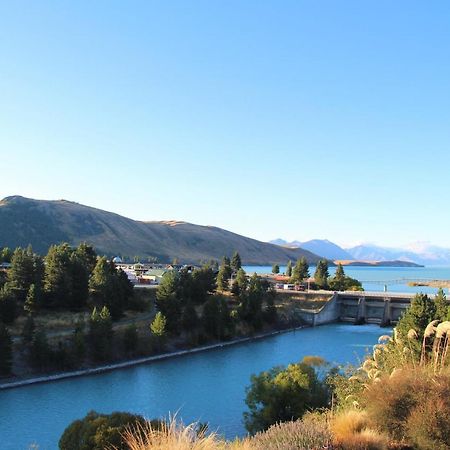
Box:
0;324;307;391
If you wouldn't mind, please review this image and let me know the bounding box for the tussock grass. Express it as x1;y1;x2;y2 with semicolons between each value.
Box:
331;410;388;450
120;419;225;450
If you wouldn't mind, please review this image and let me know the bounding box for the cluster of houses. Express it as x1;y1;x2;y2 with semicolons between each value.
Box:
112;256;197;286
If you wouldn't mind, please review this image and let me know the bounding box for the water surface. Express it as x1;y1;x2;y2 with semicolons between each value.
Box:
244;265;450;295
0;323;384;449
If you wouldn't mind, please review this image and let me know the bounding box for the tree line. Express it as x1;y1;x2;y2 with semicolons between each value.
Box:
273;258;362;291
0;243;135;377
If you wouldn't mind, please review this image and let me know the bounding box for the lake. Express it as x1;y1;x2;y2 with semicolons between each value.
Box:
244;265;450;295
0;323;385;449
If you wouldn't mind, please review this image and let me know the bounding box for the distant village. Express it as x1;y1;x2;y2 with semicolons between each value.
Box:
111;256;199;286
111;257;311;291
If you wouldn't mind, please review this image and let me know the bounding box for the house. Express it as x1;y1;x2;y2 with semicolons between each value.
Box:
139;268;168;285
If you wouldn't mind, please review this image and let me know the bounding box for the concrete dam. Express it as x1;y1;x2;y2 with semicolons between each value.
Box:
294;291;426;327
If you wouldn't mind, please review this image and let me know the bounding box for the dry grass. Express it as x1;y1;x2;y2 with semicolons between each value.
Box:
247;412;332;449
120;419;226;450
120;414;333;450
331;410;388;450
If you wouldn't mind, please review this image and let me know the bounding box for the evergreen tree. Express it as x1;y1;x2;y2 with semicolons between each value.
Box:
75;242;97;274
396;293;436;354
216;265;230;291
69;252;89;309
190;265;216;304
0;323;13;376
291;257;310;283
24;283;38;316
44;243;74;307
272;264;280;274
221;256;232;279
9;246;43;301
150;312;167;337
155;271;181;332
0;247;13;263
286;260;292;277
231;251;242;272
88;306;113;362
329;264;346;291
239;273;264;329
202;296;231;339
264;286;278;324
434;288;448;321
314;259;329;289
182;302;199;333
90;257;132;319
150;312;167;350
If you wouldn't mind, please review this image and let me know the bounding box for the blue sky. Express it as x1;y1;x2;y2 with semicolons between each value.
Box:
1;1;450;248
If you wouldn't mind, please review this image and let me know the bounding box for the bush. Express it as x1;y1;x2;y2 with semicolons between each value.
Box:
244;357;330;434
59;410;162;450
249;412;332;449
331;410;388;450
363;367;450;448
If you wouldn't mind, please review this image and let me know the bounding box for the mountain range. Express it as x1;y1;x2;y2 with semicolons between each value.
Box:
270;238;450;266
0;196;321;265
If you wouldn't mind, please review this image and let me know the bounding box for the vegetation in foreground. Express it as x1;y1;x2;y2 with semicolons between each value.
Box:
59;290;450;449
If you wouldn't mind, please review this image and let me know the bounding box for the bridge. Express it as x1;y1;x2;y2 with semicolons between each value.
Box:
296;290;434;327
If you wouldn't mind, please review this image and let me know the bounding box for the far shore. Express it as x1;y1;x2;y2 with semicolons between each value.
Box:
0;324;308;391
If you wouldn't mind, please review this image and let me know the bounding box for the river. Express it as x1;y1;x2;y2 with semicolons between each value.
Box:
244;265;450;295
0;323;386;449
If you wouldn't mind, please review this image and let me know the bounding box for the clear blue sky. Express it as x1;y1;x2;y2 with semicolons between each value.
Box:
1;1;450;248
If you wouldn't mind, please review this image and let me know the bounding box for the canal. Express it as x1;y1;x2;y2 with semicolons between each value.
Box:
0;323;385;449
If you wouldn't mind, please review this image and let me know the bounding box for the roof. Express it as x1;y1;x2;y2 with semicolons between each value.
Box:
143;269;167;277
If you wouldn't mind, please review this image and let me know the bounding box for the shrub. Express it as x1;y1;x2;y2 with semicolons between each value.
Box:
249;412;332;449
363;367;450;448
59;410;161;450
244;357;330;433
331;410;388;450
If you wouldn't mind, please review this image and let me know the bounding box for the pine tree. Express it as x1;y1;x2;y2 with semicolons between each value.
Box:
314;260;329;289
217;266;230;291
88;307;113;361
291;257;310;283
329;264;346;291
150;312;167;350
396;293;436;354
434;288;448;321
272;264;280;275
44;244;74;308
90;257;132;319
9;246;43;301
155;271;181;332
150;312;167;337
286;260;292;277
182;302;199;332
24;283;38;316
231;251;242;272
0;323;13;376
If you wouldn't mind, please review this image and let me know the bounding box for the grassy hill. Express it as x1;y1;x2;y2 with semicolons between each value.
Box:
0;196;322;265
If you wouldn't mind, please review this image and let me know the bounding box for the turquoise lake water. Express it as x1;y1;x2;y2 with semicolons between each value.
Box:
0;323;385;449
244;265;450;295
